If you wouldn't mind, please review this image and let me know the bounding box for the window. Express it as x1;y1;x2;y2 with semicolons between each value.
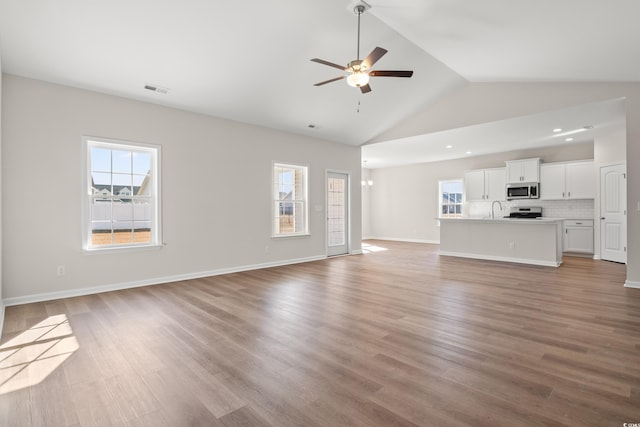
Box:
83;137;161;251
273;163;308;236
439;180;463;218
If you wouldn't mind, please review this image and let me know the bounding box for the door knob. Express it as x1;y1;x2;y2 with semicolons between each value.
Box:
600;217;605;220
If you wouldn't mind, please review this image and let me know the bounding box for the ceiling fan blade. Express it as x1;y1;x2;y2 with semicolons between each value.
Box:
360;84;372;94
362;47;388;69
369;70;414;78
311;58;347;71
314;76;345;86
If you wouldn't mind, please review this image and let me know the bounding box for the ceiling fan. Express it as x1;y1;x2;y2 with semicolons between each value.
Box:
311;3;414;94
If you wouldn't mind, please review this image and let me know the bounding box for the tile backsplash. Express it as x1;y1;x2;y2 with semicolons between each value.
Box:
467;199;594;219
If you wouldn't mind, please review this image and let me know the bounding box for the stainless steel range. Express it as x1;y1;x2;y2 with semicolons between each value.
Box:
505;206;542;219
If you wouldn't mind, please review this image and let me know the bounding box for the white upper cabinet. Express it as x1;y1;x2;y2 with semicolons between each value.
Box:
565;162;595;199
505;158;540;183
485;168;507;200
539;163;566;199
464;168;506;201
464;170;486;201
540;160;595;200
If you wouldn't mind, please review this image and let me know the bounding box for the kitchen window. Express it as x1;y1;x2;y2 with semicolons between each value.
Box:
82;136;161;251
439;180;463;218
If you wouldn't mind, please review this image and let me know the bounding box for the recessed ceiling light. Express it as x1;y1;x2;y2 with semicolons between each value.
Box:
553;128;562;133
466;151;472;154
565;137;574;142
446;145;453;149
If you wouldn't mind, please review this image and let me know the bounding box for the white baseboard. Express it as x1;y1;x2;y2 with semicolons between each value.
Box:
350;249;363;255
3;255;327;307
438;250;562;268
364;236;440;244
624;280;640;289
562;252;593;258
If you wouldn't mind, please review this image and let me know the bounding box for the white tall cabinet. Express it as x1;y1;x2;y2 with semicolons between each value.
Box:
464;168;506;201
540;160;594;200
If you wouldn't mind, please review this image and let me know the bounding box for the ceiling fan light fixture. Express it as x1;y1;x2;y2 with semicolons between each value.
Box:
310;1;412;92
347;71;370;87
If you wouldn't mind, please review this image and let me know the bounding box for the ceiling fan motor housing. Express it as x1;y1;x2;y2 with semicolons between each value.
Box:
348;59;367;72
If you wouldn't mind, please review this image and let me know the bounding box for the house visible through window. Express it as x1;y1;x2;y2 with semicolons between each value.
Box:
83;137;161;250
439;180;463;218
273;163;308;236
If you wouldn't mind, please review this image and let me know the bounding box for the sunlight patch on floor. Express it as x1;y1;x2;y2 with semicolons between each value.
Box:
0;314;78;394
362;242;388;253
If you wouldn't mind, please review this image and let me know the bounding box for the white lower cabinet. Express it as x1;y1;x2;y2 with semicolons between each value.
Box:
563;219;594;254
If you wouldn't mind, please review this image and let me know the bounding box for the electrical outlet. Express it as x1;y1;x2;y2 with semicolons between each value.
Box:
57;265;65;276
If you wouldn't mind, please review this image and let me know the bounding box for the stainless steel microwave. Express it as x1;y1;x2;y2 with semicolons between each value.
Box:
506;183;539;200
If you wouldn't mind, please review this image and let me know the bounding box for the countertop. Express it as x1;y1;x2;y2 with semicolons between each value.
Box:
438;217;563;224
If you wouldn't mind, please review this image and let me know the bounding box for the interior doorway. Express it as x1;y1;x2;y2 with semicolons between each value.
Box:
600;163;627;263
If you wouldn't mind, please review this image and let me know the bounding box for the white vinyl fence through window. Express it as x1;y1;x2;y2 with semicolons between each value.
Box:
91;200;152;231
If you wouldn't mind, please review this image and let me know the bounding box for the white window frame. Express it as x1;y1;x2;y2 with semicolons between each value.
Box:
438;179;463;219
272;162;309;237
82;136;162;252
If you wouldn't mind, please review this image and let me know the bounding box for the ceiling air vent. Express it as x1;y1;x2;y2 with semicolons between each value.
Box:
144;83;169;94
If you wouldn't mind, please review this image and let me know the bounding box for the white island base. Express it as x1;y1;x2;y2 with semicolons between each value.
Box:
439;218;563;267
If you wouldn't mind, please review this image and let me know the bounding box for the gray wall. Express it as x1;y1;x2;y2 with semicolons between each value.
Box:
361;168;372;238
1;75;362;302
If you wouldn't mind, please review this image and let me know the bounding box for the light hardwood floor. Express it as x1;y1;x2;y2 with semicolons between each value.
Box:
1;240;638;426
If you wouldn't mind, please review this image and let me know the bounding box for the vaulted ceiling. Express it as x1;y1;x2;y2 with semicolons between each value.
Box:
1;0;637;164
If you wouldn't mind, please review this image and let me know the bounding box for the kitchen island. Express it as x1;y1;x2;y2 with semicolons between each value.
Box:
439;217;563;267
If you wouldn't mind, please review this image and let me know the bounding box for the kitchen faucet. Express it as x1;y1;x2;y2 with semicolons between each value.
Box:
491;200;503;219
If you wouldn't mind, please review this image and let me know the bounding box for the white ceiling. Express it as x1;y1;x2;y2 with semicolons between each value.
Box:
369;0;640;82
0;0;636;163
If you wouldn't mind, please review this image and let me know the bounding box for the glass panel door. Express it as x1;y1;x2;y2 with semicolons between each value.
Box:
327;172;349;256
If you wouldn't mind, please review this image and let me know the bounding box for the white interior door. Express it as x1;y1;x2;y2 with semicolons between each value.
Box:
600;163;627;263
327;172;349;256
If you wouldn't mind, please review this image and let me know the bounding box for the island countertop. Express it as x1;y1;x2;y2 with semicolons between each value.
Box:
438;217;563;224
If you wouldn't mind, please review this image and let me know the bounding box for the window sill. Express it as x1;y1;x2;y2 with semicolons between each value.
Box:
271;233;311;239
83;243;163;255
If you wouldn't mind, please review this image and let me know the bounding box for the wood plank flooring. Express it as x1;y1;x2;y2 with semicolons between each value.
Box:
1;240;638;426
